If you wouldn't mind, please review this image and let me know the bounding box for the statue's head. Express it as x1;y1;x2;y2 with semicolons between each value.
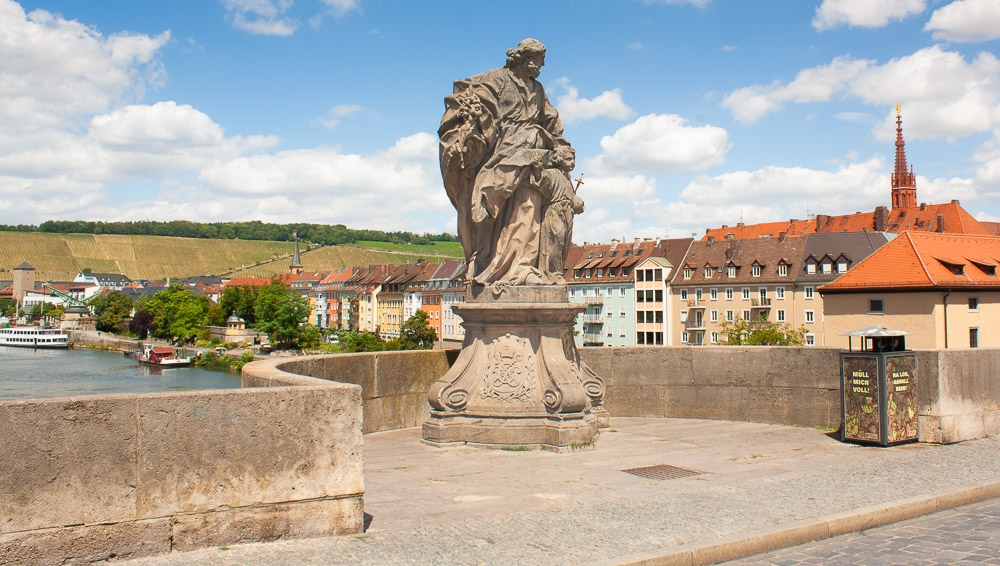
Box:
505;38;546;79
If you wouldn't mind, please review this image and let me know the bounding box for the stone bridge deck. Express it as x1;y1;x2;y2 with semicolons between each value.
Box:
124;417;1000;565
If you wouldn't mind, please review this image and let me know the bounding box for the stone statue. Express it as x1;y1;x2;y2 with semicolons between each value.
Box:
439;38;583;286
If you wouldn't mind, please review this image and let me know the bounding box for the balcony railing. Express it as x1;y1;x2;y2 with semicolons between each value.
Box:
582;333;604;346
686;299;705;308
582;314;605;324
685;319;706;330
751;298;772;308
583;296;604;305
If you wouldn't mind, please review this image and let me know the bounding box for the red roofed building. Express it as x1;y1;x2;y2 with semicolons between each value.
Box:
820;232;1000;349
702;107;991;242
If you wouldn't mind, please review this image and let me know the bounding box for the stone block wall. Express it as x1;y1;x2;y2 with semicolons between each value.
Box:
580;346;843;429
0;380;363;564
916;349;1000;444
247;350;458;434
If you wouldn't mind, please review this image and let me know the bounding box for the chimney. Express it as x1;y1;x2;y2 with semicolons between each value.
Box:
610;239;619;248
634;238;641;246
816;214;830;232
920;203;927;211
736;222;745;228
778;231;786;242
951;199;960;204
721;224;728;229
874;206;889;232
583;241;589;247
706;236;715;246
936;214;945;233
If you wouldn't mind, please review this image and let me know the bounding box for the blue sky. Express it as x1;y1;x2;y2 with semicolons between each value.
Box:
3;0;1000;242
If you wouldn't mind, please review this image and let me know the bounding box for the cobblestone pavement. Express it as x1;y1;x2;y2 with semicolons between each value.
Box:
729;498;1000;565
121;418;1000;566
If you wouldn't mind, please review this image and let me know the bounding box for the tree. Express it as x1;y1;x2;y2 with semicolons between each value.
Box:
141;284;209;344
253;281;310;348
91;291;133;333
720;315;806;346
399;310;437;350
129;309;153;338
0;298;16;318
337;330;385;353
220;285;258;325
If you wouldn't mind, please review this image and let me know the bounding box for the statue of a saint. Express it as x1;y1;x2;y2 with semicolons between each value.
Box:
439;38;583;286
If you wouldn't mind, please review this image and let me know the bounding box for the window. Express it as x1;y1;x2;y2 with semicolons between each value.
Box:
683;268;692;279
637;311;645;323
751;265;762;277
727;265;736;278
777;310;785;322
837;261;848;273
969;297;980;311
710;288;718;301
711;332;719;344
970;328;979;348
696;289;703;301
778;264;788;277
742;288;750;300
655;311;663;323
704;267;713;278
805;310;815;323
822;262;832;274
680;289;688;301
597;268;604;278
725;288;733;300
805;334;815;346
726;310;734;322
585;268;591;277
869;299;884;314
682;331;689;343
569;288;576;297
805;286;814;299
620;326;626;337
620;287;626;297
622;268;630;277
742;310;752;321
606;307;612;318
620;307;626;318
806;263;816;275
654;269;662;280
609;267;618;277
711;310;718;322
606;326;613;337
606;287;612;297
636;270;645;282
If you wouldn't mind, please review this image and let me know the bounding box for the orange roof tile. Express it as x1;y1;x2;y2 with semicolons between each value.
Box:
820;232;1000;292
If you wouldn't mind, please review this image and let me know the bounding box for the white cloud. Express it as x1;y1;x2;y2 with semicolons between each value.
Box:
319;0;360;16
587;114;730;175
722;46;1000;141
925;0;1000;42
0;1;169;130
550;78;634;125
813;0;926;31
318;104;364;128
222;0;298;36
628;41;643;51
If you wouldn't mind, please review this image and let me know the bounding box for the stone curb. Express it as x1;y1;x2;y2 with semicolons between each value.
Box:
604;481;1000;566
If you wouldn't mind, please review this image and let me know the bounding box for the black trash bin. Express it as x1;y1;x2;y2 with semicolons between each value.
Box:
840;327;918;446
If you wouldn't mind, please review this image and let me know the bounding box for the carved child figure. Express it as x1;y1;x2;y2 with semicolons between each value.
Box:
539;145;584;282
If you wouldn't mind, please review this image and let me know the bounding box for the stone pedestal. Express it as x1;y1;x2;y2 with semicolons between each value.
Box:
423;285;607;451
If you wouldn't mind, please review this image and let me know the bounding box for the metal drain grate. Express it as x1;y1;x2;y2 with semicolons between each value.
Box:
621;464;704;480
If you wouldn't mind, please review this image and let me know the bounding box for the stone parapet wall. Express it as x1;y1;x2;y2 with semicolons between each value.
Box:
916;349;1000;444
245;350;458;434
254;347;999;445
0;379;363;564
580;346;844;429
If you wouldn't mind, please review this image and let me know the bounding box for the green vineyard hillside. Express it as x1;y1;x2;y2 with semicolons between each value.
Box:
0;231;462;282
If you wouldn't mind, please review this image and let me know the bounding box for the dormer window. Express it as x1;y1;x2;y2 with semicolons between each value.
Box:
727;265;736;278
806;263;816;275
587;253;594;259
777;264;788;277
683;268;692;279
599;252;605;258
751;265;761;277
837;260;848;273
704;267;713;278
821;262;832;274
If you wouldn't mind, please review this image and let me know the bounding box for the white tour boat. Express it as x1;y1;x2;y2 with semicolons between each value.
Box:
0;326;70;349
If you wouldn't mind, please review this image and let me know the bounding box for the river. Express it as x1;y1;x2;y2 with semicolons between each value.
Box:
0;346;242;400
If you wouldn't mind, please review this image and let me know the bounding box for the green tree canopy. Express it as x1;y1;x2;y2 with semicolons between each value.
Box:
140;284;209;344
220;284;259;325
253;281;310;348
399;310;437;350
720;315;806;346
337;330;386;352
91;291;133;333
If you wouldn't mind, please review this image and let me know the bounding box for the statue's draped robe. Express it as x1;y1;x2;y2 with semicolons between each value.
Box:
439;67;570;285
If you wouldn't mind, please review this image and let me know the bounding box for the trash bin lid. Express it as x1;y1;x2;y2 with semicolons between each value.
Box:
840;325;909;337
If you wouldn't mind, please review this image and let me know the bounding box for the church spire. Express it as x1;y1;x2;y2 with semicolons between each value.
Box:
891;103;917;209
290;230;303;275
